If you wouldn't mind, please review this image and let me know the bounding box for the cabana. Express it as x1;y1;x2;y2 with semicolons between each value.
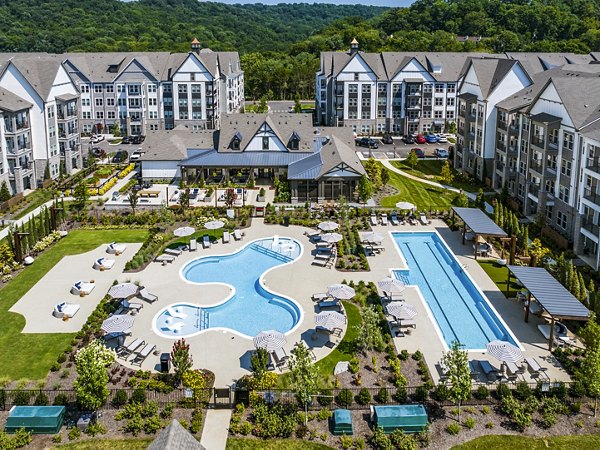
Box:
331;409;353;435
507;265;590;350
5;406;65;434
451;207;509;260
371;405;428;434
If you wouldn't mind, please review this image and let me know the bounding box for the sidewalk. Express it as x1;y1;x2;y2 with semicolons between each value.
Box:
200;409;231;450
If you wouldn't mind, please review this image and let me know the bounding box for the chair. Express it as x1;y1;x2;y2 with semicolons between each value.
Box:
189;239;197;251
53;302;80;318
233;230;242;240
390;212;399;226
381;213;388;226
312;293;330;302
131;343;156;366
222;231;231;243
306;230;321;239
478;360;499;381
419;214;429;225
370;214;378;226
164;248;182;256
272;348;289;370
525;357;548;379
203;235;211;248
189;188;199;200
314;253;331;260
117;338;145;359
93;258;115;270
167;306;187;319
106;242;126;254
155;254;175;264
317;300;342;312
138;287;158;303
504;361;521;380
71;281;95;296
121;299;143;313
397;319;417;329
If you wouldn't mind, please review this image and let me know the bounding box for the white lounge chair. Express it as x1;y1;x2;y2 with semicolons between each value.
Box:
155;254;175;264
381;214;388;226
131;343;156;366
189;238;197;251
370;214;378;226
93;257;115;270
53;302;80;318
164;248;182;256
165;322;184;333
120;299;143;312
106;242;126;254
138;287;158;303
233;229;242;240
71;280;95;296
167;306;188;319
203;235;211;248
419;214;429;225
525;357;548;378
223;231;231;243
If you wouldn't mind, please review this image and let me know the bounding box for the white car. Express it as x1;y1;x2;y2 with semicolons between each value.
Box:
436;135;448;143
90;135;105;144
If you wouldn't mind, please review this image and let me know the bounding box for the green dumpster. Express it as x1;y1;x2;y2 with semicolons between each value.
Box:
5;406;65;434
372;405;428;434
331;409;353;435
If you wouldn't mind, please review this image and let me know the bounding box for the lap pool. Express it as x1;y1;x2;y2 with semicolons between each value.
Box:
153;237;303;339
391;231;519;350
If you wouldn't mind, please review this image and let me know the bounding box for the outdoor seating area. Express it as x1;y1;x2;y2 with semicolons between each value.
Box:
93;257;115;271
106;242;127;255
52;302;80;319
70;280;95;296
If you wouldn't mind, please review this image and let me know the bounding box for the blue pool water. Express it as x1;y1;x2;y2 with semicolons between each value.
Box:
154;237;302;338
392;232;518;350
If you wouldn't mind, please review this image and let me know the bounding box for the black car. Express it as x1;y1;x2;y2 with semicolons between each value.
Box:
111;150;128;163
121;136;130;144
381;133;393;144
91;147;105;157
130;135;142;144
410;148;425;158
355;137;379;149
402;135;415;144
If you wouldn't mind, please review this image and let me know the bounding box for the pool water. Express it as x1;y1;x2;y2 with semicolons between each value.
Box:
392;232;519;350
154;237;302;338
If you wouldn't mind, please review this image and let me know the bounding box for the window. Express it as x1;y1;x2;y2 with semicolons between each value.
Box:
106;98;114;106
558;185;570;202
348;97;357;107
82;124;92;133
557;210;567;229
149;111;158;119
361;110;371;120
192;111;202;120
547;155;557;170
128;85;141;95
561;159;571;176
179;111;188;120
422;110;431;118
361;97;371;108
117;84;124;93
435;97;444;107
348;111;357;119
447;111;454;119
447;83;455;93
81;98;90;106
148;98;157;106
129;98;141;108
80;84;90;93
82;112;91;119
95;111;104;119
348;84;358;94
95;98;103;107
94;85;103;93
148;84;157;93
354;73;359;81
361;85;371;94
190;73;195;81
434;110;443;119
149;124;158;131
47;106;54;118
435;84;444;93
163;84;172;94
179;98;188;108
447;98;455;107
107;111;115;119
118;98;126;107
191;84;201;94
262;136;269;150
563;132;574;150
423;84;432;93
105;85;114;93
192;99;202;108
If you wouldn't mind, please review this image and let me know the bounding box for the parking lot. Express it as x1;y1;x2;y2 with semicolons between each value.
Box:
355;137;454;160
83;137;144;162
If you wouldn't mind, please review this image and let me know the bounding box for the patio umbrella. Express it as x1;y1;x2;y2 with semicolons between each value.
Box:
327;284;355;300
253;330;287;353
395;201;415;210
320;232;343;244
101;315;135;334
378;276;406;294
386;302;417;320
173;226;195;237
486;340;523;363
318;221;339;232
364;231;384;243
315;311;347;331
107;282;139;299
204;220;225;239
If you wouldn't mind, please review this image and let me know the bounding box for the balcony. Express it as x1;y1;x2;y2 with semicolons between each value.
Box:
495;161;505;172
531;136;545;148
507;167;518;178
407;103;421;110
584;189;600;206
16;121;29;130
458;108;466;118
496;141;506;152
587;160;600;175
407;90;421;97
548;139;559;153
530;161;544;174
508;123;519;134
498;121;508;131
581;217;600;236
529;184;541;198
507;145;518;156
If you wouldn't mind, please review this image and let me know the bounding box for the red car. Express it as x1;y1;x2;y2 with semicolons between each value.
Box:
415;134;427;144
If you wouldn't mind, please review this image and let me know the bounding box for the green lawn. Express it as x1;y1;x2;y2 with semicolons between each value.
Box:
55;438;153;449
380;163;456;210
227;438;333;449
452;434;600;450
0;228;148;380
477;260;521;298
7;189;54;221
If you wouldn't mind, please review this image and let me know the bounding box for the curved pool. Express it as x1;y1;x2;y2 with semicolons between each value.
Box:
153;237;303;338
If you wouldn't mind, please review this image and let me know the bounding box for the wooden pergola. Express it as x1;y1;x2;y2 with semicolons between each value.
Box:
451;207;511;260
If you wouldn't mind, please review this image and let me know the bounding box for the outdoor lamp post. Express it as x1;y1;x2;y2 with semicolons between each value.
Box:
13;232;30;264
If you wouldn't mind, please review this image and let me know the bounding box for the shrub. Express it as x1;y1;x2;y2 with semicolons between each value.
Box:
317;408;332;421
550;382;567;400
473;385;489;400
160;403;174;419
398;350;410;361
485;421;494;429
445;423;461;435
357;388;372;405
340;433;354;449
432;384;450;402
52;434;62;444
50;362;61;372
411;350;423;361
68;427;81;441
53;393;69;406
413;385;429;402
514;381;533;401
251;403;296;438
370;427;392;450
12;390;31;406
464;417;476;429
0;428;32;449
337;389;353;407
495;383;512;400
569;381;586;398
500;396;532;431
34;392;49;406
189;409;203;434
377;387;390;404
349;357;360;374
480;406;491;415
85;422;107;437
394;387;408;403
390;429;418;450
130;388;146;404
112;389;128;407
237;421;251;436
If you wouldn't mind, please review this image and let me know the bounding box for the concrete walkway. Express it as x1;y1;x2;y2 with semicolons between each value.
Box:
201;409;231;450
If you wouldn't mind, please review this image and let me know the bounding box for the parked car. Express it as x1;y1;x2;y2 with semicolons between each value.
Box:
111;150;128;163
129;149;144;162
355;137;379;149
130;135;142;144
434;148;449;158
402;135;415;144
90;135;105;144
91;147;105;158
410;148;425;158
415;134;427;144
436;135;448;143
121;136;130;144
425;134;439;143
381;133;393;144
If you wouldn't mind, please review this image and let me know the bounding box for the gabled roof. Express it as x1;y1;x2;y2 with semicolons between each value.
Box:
0;54;64;101
466;58;523;99
140;128;215;161
505;52;594;75
0;87;32;112
148;419;205;450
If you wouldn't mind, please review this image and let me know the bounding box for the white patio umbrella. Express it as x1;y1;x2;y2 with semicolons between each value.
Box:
486;340;523;363
101;315;135;334
364;231;384;243
318;221;339;232
204;220;225;230
327;283;355;300
315;311;347;331
173;226;195;237
378;276;406;294
395;201;415;210
253;330;287;353
320;232;343;243
386;302;417;320
107;282;139;299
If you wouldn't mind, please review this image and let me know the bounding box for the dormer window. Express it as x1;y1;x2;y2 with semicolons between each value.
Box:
262;137;269;150
230;131;242;150
108;64;119;73
288;131;300;150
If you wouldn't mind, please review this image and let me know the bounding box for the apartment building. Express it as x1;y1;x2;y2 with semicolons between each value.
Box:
0;54;81;195
64;40;244;135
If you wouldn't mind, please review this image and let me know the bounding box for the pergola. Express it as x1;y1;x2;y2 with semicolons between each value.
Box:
451;207;509;260
507;265;590;350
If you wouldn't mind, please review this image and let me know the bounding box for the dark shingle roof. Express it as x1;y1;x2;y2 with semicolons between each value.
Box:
147;419;205;450
0;87;32;112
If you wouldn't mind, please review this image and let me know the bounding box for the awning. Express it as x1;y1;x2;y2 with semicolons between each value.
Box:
452;207;507;237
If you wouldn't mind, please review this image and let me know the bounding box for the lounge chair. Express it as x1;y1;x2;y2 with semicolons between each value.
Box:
106;242;127;254
397;319;417;329
317;300;342;312
381;214;388;226
117;338;145;359
312;258;333;268
419;214;429;225
468;361;480;378
189;238;197;251
370;214;378;226
53;302;80;318
306;230;321;239
203;235;211;248
167;306;187;319
223;231;231;243
71;280;95;296
170;190;180;203
233;229;242;240
189;188;199;200
138;287;158;303
478;360;499;380
504;361;522;380
272;348;289;369
165;322;184;333
315;253;331;260
120;299;143;313
316;242;331;249
164;248;182;256
155;254;175;264
93;257;115;271
312;293;331;302
131;343;156;366
525;357;548;378
390;212;399;226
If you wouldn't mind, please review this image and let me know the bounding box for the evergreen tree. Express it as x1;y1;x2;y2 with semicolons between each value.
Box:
406;150;419;169
512;214;519;238
43;162;50;180
566;261;575;292
579;272;587;303
500;182;509;204
522;226;529;257
497;203;504;230
493;201;499;224
0;181;10;202
475;188;485;209
440;160;454;184
293;92;302;113
572;270;581;300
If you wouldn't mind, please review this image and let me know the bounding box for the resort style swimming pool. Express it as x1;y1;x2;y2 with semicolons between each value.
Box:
153;237;302;338
392;231;519;350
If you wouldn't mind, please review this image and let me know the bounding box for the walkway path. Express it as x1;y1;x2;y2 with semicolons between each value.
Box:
201;409;232;450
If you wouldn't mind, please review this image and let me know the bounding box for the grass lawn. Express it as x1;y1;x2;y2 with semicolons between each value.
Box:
227;438;333;449
452;434;600;449
0;228;149;380
55;438;153;449
380;163;456;210
10;189;54;220
477;260;521;298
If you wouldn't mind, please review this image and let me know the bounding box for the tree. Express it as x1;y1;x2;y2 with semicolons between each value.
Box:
355;305;385;354
178;188;190;210
43;162;50;180
579;316;600;416
453;191;469;208
250;347;269;381
128;190;139;215
74;340;116;411
406;150;419;169
447;122;457;134
288;342;319;407
500;182;509;205
380;168;390;186
293;93;302;113
0;181;10;202
357;175;373;204
363;157;381;187
441;340;471;423
110;122;121;137
256;95;269;113
224;188;236;208
529;238;549;267
73;180;88;211
440;160;454;184
475;188;485;209
171;338;193;386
